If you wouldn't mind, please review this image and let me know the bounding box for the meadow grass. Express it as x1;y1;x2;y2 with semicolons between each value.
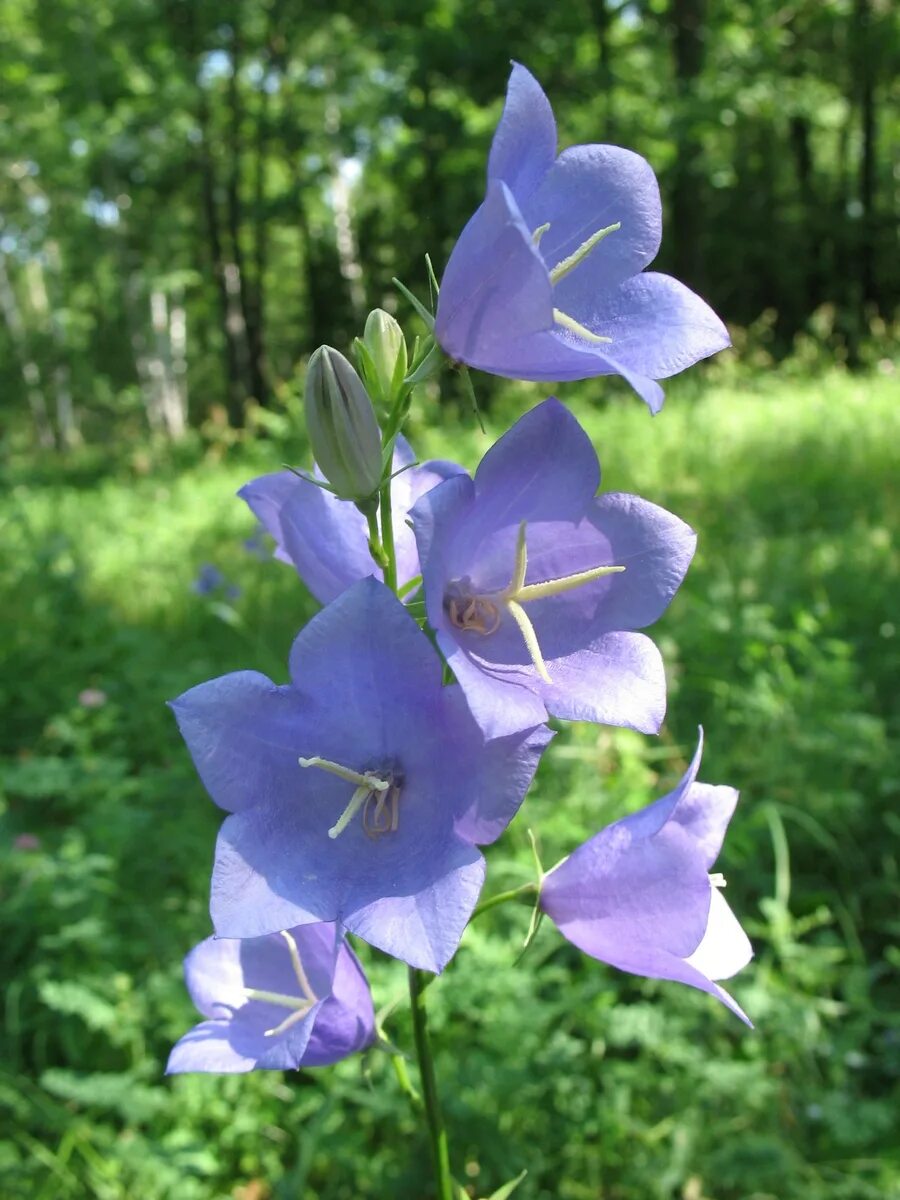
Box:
1;366;898;1199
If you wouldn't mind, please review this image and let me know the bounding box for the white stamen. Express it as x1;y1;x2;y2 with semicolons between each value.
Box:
299;755;390;792
548;222;621;284
553;308;612;344
328;783;371;839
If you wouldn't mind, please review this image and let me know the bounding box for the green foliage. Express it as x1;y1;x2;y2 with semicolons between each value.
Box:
1;368;898;1197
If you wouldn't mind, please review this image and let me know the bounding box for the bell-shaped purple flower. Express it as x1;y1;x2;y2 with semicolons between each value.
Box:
435;63;730;413
239;435;464;605
167;922;375;1074
411;398;695;738
170;578;551;973
541;731;752;1023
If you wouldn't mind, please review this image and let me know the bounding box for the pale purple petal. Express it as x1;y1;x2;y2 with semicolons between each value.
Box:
287;577;443;743
167;1021;257;1074
540;631;667;732
685;888;753;983
346;848;485;973
541;735;751;1024
519;143;662;297
392;456;467;589
301;942;376;1066
445;686;553;843
169;672;307;813
279;479;377;604
238;471;299;565
487;61;557;205
566;272;731;380
542;820;711;960
438;637;548;739
435;182;554;370
470;396;599;525
599;942;752;1026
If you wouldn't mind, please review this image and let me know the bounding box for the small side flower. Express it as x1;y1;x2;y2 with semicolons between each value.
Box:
167;922;375;1074
540;730;752;1024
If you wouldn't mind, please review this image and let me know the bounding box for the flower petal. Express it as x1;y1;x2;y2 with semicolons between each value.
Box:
345;845;485;973
541;818;710;959
444;685;553;844
300;941;376;1066
278;478;378;604
287;578;443;736
583;493;696;629
441;635;549;739
685;887;753;982
541;630;667;732
167;1020;257;1074
471;396;599;522
238;470;299;565
520;143;662;295
487;61;557;205
568;271;731;380
435;181;554;369
169;671;307;813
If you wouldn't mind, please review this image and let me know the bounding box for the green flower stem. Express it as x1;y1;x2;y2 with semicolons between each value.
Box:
390;1050;423;1112
379;476;398;594
471;882;539;921
366;506;389;570
377;426;453;1198
408;967;454;1200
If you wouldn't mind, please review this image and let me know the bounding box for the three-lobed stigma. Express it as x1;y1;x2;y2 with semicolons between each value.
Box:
244;929;319;1038
532;220;621;345
299;755;401;840
445;520;625;683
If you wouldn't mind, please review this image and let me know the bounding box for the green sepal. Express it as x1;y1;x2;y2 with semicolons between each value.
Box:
481;1170;528;1200
392;276;435;330
406;339;445;385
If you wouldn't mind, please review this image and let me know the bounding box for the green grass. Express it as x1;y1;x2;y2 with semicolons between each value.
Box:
1;366;899;1199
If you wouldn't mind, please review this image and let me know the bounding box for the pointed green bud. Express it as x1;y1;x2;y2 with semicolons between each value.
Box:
304;345;383;502
362;309;407;405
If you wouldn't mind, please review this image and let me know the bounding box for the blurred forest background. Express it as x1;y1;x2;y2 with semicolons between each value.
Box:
2;1;899;1199
1;0;898;443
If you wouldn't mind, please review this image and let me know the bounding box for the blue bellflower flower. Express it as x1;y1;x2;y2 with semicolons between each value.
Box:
435;63;730;412
240;435;464;605
167;922;375;1073
411;399;695;738
541;731;752;1023
170;578;551;973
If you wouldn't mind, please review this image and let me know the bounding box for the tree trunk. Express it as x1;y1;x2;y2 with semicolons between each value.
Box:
0;254;55;449
588;0;616;137
668;0;706;289
226;18;268;405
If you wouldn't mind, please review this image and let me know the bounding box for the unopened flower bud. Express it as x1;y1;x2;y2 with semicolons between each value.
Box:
362;309;407;405
304;346;383;502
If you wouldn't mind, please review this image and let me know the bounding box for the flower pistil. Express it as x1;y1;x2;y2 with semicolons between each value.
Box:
299;755;401;840
243;929;319;1038
445;520;625;683
536;220;621;345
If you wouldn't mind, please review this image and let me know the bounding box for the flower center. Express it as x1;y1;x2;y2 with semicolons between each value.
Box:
244;929;319;1038
444;520;625;684
299;755;402;840
533;220;621;345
